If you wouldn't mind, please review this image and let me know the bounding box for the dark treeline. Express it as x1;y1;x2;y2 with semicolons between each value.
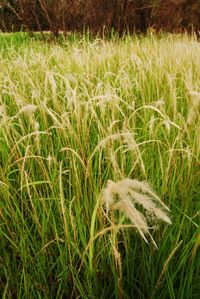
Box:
0;0;200;35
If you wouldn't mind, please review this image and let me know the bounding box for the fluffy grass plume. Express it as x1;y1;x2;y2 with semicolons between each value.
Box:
102;178;171;242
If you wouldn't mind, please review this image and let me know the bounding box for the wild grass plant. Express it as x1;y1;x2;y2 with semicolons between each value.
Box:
0;32;199;298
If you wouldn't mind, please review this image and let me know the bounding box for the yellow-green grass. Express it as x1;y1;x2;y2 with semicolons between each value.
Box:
0;32;199;298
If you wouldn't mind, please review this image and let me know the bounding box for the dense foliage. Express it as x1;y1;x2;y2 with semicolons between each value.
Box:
0;0;200;34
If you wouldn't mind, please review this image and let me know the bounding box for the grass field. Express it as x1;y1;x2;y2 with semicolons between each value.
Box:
0;32;199;299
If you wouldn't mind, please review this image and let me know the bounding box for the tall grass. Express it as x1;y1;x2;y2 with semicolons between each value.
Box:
0;32;199;299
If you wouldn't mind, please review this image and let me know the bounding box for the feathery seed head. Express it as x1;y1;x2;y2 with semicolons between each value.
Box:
187;91;200;124
20;104;38;114
102;178;171;242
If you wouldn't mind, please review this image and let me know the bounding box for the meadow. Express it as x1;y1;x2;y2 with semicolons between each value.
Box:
0;32;199;298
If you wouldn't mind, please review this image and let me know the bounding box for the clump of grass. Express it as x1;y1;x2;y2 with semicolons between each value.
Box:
0;32;199;299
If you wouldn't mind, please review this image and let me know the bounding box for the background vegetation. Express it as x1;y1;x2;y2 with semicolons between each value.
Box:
0;0;200;35
0;32;199;298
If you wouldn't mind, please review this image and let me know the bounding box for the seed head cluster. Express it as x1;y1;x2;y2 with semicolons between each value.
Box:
102;178;171;242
